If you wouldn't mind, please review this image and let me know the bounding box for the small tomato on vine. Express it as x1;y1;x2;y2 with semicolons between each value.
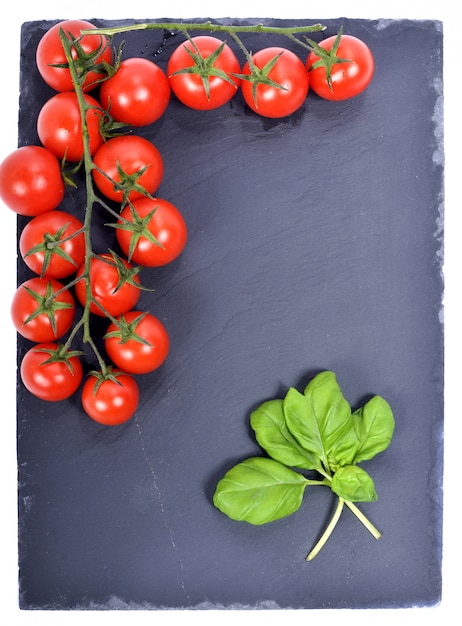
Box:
11;277;75;342
37;91;104;162
74;252;142;318
113;197;187;267
92;135;164;203
305;30;374;101
20;342;83;402
104;310;170;374
81;369;140;426
99;57;171;126
19;210;85;279
168;35;241;111
239;47;309;118
36;19;112;92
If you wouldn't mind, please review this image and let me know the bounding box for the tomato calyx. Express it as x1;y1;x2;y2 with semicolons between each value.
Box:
100;249;144;294
56;27;117;89
234;51;288;108
103;311;151;346
87;365;130;394
94;160;153;206
21;281;74;336
305;27;352;91
32;343;84;374
169;37;238;101
99;107;132;138
106;204;164;262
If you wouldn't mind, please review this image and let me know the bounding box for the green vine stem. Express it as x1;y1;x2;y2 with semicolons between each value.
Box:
59;28;110;373
81;21;327;67
81;21;326;39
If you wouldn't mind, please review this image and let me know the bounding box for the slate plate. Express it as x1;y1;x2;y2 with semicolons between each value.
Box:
16;17;444;610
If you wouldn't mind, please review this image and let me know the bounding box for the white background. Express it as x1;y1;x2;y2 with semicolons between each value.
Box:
1;2;460;625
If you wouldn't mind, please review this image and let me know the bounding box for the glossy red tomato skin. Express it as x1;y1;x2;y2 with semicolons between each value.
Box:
81;371;139;425
36;19;112;92
0;146;65;216
19;210;85;278
99;57;171;126
167;36;241;110
92;135;164;202
306;34;374;101
20;342;83;401
105;311;170;374
11;277;75;342
240;47;309;118
117;197;188;267
74;254;141;317
37;92;103;162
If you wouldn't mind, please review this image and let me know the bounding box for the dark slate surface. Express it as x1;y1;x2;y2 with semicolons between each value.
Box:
16;17;444;610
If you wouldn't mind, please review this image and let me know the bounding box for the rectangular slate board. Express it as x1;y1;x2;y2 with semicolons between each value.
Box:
16;17;444;610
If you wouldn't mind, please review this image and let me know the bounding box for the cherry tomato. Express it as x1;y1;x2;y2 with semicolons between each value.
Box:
19;210;85;278
74;252;141;318
37;91;103;162
92;135;164;203
115;197;187;267
167;35;241;110
99;57;171;126
20;342;83;401
0;146;65;216
306;33;374;101
11;277;75;342
104;310;170;374
81;370;139;425
36;19;112;92
240;47;309;118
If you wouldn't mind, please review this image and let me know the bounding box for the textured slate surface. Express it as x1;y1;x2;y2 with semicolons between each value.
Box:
16;17;443;610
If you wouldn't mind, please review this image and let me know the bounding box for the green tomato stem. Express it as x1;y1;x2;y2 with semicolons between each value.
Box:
81;21;326;39
59;28;108;372
306;496;345;561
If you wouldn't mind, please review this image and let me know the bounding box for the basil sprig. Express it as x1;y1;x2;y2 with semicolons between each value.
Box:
213;371;394;560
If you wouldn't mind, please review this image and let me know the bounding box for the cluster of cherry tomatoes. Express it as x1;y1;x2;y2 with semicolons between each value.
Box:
0;18;374;426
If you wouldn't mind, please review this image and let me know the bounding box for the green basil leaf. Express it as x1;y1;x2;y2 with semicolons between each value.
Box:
213;457;308;525
351;395;395;463
303;371;359;469
331;465;377;502
282;387;326;463
251;398;323;471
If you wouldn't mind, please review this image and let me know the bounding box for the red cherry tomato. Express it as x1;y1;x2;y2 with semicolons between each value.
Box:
37;91;103;162
167;35;241;110
116;197;187;267
0;146;65;216
11;277;75;342
240;47;309;118
306;33;374;101
99;57;171;126
19;210;85;278
20;342;83;401
74;253;141;318
81;370;139;425
104;310;170;374
92;135;164;203
36;19;112;92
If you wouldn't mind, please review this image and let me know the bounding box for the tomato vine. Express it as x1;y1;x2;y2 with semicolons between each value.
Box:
50;18;337;419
